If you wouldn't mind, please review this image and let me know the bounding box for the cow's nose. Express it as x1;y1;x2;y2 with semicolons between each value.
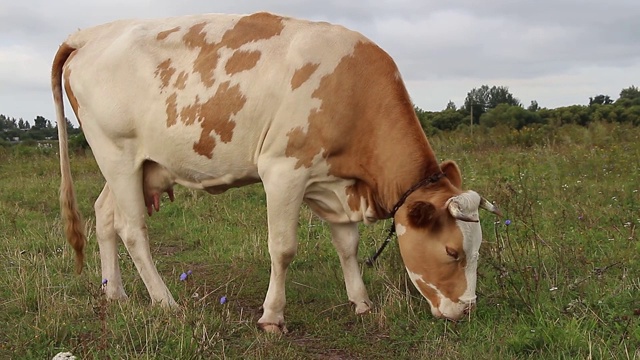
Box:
463;301;476;315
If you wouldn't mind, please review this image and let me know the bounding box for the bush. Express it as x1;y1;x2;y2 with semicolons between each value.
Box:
69;133;89;154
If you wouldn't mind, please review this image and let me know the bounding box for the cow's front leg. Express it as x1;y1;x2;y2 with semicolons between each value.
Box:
330;222;372;314
95;184;127;300
257;165;305;333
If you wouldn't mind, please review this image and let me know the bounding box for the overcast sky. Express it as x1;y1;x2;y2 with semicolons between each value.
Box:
1;0;639;125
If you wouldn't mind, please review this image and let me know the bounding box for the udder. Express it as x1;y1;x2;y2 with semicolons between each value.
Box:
142;161;176;216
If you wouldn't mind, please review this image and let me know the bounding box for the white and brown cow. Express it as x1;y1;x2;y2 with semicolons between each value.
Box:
52;12;500;332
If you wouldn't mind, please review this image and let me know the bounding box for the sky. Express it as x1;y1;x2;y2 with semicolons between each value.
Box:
1;0;639;126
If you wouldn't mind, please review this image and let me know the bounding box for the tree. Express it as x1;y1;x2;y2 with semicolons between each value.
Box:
414;105;438;134
589;94;613;106
480;104;541;129
618;105;640;125
616;86;640;107
445;100;457;111
528;100;540;112
0;114;13;131
486;86;521;109
33;116;48;129
65;118;74;132
464;85;491;115
544;105;591;126
590;104;618;122
464;85;521;124
431;109;465;131
619;85;639;100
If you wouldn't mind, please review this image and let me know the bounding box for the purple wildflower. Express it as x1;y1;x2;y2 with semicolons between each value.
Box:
187;270;192;275
505;219;512;226
220;296;227;304
179;272;188;281
101;278;108;285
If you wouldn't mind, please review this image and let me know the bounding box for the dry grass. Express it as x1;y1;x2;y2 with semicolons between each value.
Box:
0;122;638;359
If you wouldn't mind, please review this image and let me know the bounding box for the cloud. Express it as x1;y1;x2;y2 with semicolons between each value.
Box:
0;0;639;124
0;45;50;91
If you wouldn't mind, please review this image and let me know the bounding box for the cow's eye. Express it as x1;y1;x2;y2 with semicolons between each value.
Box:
445;246;459;259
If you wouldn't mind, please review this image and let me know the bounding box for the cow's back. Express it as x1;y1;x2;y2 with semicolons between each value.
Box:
63;13;383;185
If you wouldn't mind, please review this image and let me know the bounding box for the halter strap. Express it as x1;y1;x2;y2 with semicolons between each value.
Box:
365;172;445;266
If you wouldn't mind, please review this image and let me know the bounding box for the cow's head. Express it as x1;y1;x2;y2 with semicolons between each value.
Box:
394;161;500;320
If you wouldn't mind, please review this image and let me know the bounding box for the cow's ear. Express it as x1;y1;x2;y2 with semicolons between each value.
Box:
441;160;462;189
407;201;437;228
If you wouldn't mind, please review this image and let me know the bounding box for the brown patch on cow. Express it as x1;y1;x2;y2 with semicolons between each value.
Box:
182;22;218;87
345;181;370;212
291;63;319;90
155;59;176;90
179;95;202;126
407;201;438;229
285;40;440;216
221;12;285;49
168;81;246;158
168;84;243;157
284;125;326;169
165;93;178;127
347;186;361;212
413;275;442;308
174;71;188;90
182;13;284;88
225;50;261;75
157;26;181;41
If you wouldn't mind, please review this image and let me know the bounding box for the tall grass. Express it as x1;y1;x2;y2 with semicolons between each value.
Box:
0;122;638;359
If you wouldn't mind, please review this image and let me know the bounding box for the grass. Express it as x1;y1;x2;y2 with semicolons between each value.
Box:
0;122;638;359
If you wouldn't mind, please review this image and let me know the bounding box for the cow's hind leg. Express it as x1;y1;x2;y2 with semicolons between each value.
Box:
329;222;372;314
257;164;306;333
95;184;127;300
93;149;177;307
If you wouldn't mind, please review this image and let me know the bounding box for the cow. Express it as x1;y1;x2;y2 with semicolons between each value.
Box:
51;12;501;333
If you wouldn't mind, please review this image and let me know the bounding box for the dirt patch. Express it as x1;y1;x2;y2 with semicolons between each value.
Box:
291;335;359;360
154;244;183;256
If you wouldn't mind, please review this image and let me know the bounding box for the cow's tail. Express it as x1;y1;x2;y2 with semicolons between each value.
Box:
52;43;85;274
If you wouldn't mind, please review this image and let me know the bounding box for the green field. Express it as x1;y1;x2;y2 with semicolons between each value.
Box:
0;123;638;359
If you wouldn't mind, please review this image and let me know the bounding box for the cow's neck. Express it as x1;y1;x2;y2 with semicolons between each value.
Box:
305;40;445;220
328;113;442;221
366;131;442;219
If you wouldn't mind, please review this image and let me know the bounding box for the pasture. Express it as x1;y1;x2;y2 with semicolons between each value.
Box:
0;123;638;359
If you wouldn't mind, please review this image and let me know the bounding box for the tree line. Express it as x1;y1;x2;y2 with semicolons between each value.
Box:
2;84;639;145
0;114;81;143
415;85;640;134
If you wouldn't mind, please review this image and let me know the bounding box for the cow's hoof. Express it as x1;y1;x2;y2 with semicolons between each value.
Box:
257;322;288;334
105;290;129;302
152;297;179;309
353;299;373;315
